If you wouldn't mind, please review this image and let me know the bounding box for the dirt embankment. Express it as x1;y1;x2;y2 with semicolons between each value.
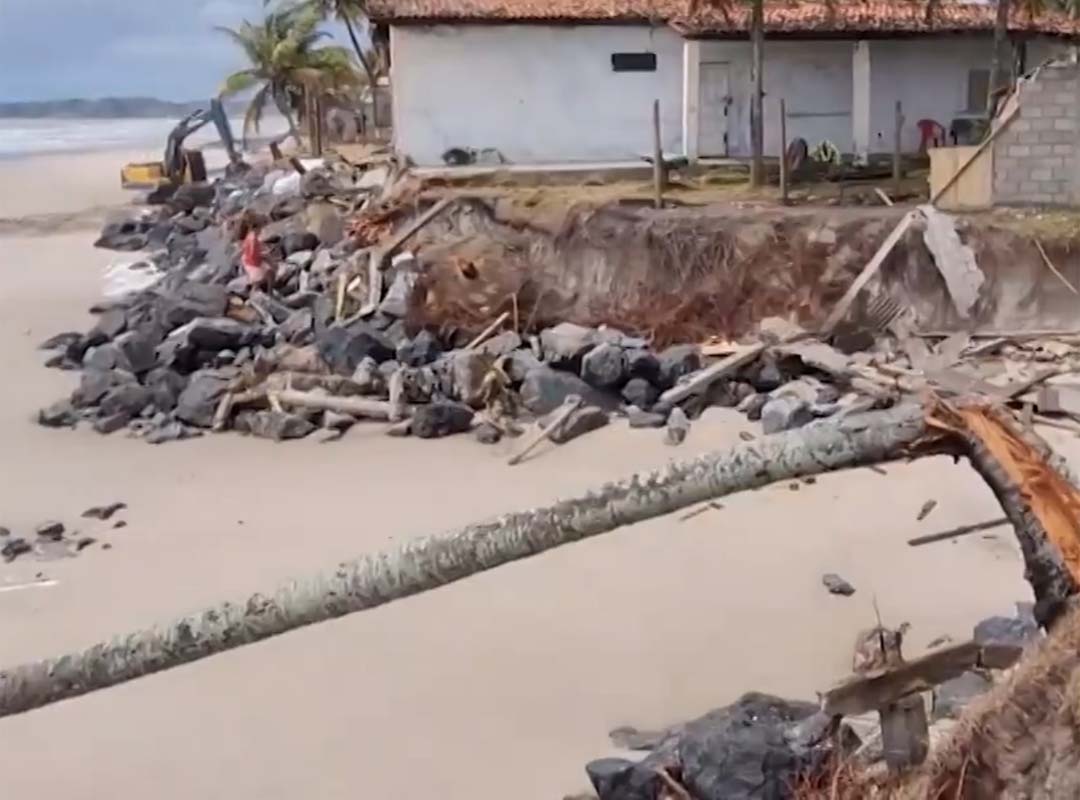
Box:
406;199;1080;345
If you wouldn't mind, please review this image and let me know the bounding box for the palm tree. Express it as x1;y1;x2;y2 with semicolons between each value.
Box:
218;5;358;145
0;402;1071;717
274;0;380;89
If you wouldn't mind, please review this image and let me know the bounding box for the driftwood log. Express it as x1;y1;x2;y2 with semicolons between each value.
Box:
0;400;1077;719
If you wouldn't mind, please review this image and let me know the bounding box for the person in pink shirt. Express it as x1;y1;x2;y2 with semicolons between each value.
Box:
235;211;274;289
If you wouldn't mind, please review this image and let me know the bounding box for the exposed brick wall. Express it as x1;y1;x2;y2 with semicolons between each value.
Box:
993;63;1080;206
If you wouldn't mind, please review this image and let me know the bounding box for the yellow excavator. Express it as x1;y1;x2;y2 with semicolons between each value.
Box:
121;98;243;191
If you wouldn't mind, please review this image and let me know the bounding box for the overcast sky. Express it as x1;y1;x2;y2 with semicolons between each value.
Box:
0;0;349;102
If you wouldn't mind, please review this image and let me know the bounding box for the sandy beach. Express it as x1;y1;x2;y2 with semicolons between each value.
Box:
0;149;1051;797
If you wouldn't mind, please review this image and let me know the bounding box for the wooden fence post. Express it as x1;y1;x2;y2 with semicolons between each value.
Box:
652;99;664;209
779;98;789;205
893;100;904;195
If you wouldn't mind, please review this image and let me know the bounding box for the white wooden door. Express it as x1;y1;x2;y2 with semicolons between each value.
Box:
699;61;730;157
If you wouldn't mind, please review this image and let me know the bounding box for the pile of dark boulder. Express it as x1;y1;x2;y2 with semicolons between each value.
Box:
37;164;888;445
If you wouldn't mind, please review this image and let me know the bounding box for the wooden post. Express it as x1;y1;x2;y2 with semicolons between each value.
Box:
893;100;904;195
306;89;316;155
313;95;324;157
652;99;664;209
779;98;789;205
880;694;930;771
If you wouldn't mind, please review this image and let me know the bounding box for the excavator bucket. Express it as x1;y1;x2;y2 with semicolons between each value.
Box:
121;160;169;190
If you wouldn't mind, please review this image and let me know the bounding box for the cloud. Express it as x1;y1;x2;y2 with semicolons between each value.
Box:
0;0;347;102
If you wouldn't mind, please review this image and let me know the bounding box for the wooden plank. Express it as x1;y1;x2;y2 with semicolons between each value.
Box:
374;196;455;270
822;642;981;716
907;517;1009;547
821;211;918;334
657;344;766;407
652;99;664;210
822;640;1025;715
1035;239;1079;295
930;98;1019;206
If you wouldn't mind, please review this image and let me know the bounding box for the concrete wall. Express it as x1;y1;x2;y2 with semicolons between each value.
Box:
390;24;684;165
693;36;1070;158
993;62;1080;206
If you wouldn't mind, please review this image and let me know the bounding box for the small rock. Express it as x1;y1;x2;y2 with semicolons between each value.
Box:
475;330;521;358
246;410;316;441
93;411;133;434
761;396;813;434
622;378;659;410
351;357;386;395
113;329;160;375
585;758;659;800
35;521;65;541
386;418;412;437
474;420;503;444
758;316;807;344
411;401;474;439
822;573;856;596
504;349;542;384
39;331;84;351
933;671;992;720
276;344;326;374
396;330;442;367
443;350;489;408
2;538;32;562
627;406;667;429
83;342;128;372
146;367;188;413
281;231;320;256
547;405;609;445
88;307;127;343
280;308;315;344
665;406;690;446
322;410;355;432
38;399;77;428
657;344;701;389
0;527;8;537
317;321;395;374
378;267;418;318
144;420;191;445
580;343;626;389
625;349;661;383
974;615;1040;649
916;499;938;521
520;365;612;416
100;383;153;418
771;377;839;406
539;323;598;367
175;371;232;428
81;502;127;521
76;537;97;552
113;520;128;529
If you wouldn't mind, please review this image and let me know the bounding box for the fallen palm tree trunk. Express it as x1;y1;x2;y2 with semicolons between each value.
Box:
0;401;1076;719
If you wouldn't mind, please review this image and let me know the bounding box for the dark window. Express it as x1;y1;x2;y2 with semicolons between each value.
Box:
611;52;657;72
967;69;990;112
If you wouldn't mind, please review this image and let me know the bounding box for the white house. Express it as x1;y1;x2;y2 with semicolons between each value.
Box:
368;0;1080;166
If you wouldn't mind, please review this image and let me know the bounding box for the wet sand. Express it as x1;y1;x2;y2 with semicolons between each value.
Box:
0;149;1050;798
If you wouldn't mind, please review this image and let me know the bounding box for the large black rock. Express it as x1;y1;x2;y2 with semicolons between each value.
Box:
317;321;396;374
519;365;612;416
175;370;232;428
411;401;474;439
587;694;834;800
157;283;228;330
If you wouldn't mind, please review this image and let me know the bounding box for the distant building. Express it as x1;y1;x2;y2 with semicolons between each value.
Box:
369;0;1080;166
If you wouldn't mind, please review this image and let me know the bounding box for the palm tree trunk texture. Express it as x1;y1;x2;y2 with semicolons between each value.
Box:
749;0;766;187
274;92;304;146
988;0;1011;113
343;15;378;89
0;402;1074;718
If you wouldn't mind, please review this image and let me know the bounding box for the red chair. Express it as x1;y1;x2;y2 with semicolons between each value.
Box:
917;119;947;152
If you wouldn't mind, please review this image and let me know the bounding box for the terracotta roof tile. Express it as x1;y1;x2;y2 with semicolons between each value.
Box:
370;0;1080;37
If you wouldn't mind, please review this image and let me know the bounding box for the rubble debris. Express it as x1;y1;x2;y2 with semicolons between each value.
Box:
81;502;126;521
509;395;582;466
822;573;856;596
920;204;984;319
2;538;32;563
627;406;667;429
546;405;609;445
35;521;65;541
916;499;938;521
664;406;690;446
760;395;813;435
